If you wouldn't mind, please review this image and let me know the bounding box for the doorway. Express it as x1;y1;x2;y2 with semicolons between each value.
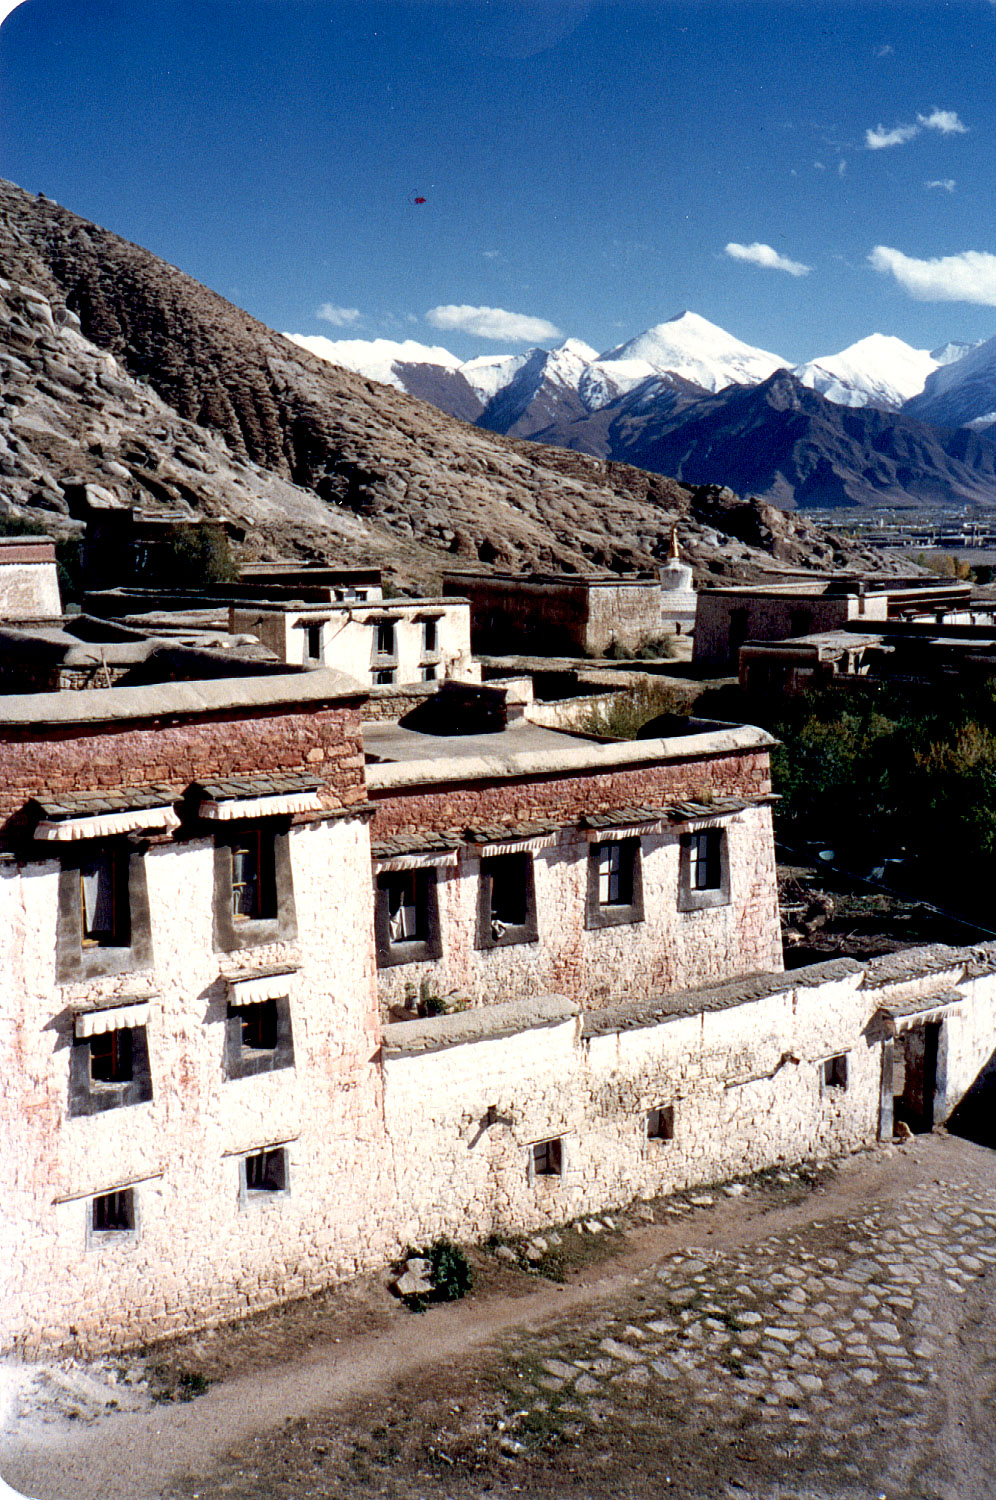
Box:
893;1022;940;1134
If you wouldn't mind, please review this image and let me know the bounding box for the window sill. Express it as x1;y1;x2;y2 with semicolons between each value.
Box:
378;938;440;969
478;924;539;951
678;889;731;913
586;903;645;931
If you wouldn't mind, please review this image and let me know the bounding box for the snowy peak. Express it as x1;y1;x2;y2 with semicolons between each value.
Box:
598;311;787;393
904;332;996;432
792;334;940;412
286;334;462;390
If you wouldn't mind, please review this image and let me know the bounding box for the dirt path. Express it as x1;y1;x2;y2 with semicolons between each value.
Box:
3;1134;993;1500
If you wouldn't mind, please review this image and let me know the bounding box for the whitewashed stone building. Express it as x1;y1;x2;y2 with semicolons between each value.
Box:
3;657;996;1359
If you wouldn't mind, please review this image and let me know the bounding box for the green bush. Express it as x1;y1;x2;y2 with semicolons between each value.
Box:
579;679;692;739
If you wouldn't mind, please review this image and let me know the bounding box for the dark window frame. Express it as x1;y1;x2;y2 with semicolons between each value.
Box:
87;1187;138;1246
305;622;323;661
647;1104;675;1142
56;841;154;983
477;851;539;950
374;867;443;968
586;838;644;930
240;1146;290;1202
213;822;297;953
373;619;397;660
70;1025;153;1116
678;827;731;912
531;1138;563;1178
225;995;295;1079
421;618;439;657
823;1053;849;1091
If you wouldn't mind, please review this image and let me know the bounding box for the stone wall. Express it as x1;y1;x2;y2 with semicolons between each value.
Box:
693;593;884;670
369;750;773;840
374;805;783;1013
0;814;389;1356
0;702;367;828
0;552;62;619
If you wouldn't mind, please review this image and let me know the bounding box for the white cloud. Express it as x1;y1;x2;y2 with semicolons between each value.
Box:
425;303;562;342
866;122;920;150
926;179;956;193
317;303;362;327
724;241;811;277
838;159;847;177
918;108;967;135
869;245;996;305
875;44;894;58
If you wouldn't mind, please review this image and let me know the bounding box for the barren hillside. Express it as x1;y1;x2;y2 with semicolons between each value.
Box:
0;178;903;588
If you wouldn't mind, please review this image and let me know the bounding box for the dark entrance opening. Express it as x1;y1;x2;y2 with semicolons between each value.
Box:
893;1022;940;1134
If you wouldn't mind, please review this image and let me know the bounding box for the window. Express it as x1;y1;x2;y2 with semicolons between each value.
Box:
80;850;128;947
91;1189;134;1234
420;664;438;682
790;608;811;638
375;868;442;968
231;831;276;922
57;843;153;983
373;667;396;686
587;839;644;929
479;852;538;948
213;825;297;953
374;620;396;658
678;828;730;912
531;1138;563;1177
70;1025;153;1116
823;1053;849;1091
422;619;438;656
305;623;322;661
90;1027;132;1085
243;1147;288;1198
647;1105;674;1142
689;831;721;890
225;996;294;1078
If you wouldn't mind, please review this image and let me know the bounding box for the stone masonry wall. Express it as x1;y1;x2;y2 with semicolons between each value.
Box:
375;806;783;1012
0;704;367;830
0;815;392;1356
369;751;772;840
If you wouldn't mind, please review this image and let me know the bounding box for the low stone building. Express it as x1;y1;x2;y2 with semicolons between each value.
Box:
0;535;62;620
693;578;974;672
442;570;669;657
4;654;996;1360
365;690;781;1014
229;597;479;688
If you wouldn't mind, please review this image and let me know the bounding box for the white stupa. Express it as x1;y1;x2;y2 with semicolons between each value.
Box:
658;526;696;635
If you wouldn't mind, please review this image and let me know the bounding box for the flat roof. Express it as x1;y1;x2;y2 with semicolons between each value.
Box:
363;716;775;790
0;666;367;729
442;570;659;589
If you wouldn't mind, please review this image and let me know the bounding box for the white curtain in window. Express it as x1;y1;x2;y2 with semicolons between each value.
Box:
81;857;114;934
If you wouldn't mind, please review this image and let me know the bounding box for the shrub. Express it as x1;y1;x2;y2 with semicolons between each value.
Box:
579;679;692;739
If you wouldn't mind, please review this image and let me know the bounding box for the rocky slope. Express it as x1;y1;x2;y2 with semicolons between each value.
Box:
0;177;903;585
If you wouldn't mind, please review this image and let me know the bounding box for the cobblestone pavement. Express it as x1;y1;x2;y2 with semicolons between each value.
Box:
480;1173;996;1498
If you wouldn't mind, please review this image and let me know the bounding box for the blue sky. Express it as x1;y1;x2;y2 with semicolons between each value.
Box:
2;0;995;364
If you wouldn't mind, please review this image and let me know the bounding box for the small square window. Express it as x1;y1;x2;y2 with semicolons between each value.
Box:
689;830;722;890
225;995;294;1078
420;664;438;682
679;828;730;912
480;852;538;948
587;839;643;929
244;1147;288;1195
823;1054;849;1091
231;831;276;922
647;1105;674;1142
375;869;442;968
90;1027;133;1085
80;850;129;947
91;1188;135;1234
531;1138;562;1177
240;998;278;1051
373;668;396;686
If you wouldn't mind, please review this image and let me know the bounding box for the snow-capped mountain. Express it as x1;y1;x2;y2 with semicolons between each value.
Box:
286;334;462;388
903;334;996;432
791;334;942;412
598;311;787;393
